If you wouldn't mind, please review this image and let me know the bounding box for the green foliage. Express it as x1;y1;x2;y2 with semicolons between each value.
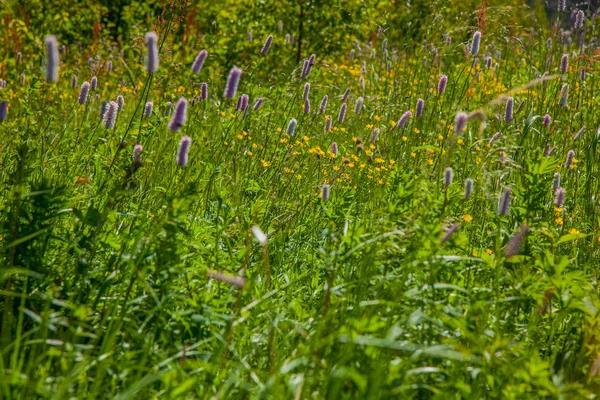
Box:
1;0;600;399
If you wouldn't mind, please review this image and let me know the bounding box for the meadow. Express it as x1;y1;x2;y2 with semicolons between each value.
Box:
2;0;600;398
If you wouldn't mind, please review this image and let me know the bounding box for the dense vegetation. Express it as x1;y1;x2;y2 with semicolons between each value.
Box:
1;0;600;398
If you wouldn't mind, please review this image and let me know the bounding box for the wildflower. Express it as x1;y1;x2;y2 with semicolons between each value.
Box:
505;225;529;258
395;110;412;129
338;103;347;123
543;114;551;127
504;97;514;122
465;178;474;199
558;0;566;11
192;49;208;74
287;118;297;135
325;116;332;131
251;225;268;245
103;101;118;129
438;74;448;95
241;94;249;111
106;60;113;73
0;101;7;122
253;98;264;110
554;187;565;207
91;76;98;90
261;35;274;55
133;144;143;165
416;98;424;118
176;136;192;166
144;101;153;117
499;187;511;216
485;56;492;69
565;150;575;168
331;142;338;156
463;214;473;222
319;95;328;114
44;35;59;82
355;96;364;114
454;112;468;135
165;101;172;116
440;224;460;243
574;10;584;29
322;183;330;201
100;101;109;119
71;75;78;89
224;66;242;99
471;31;481;55
300;59;310;78
581;69;586;81
78;81;90;104
560;53;568;74
341;88;351;102
200;83;208;101
169;97;188;132
304;99;311;114
443;167;453;187
303;82;310;101
145;32;159;73
116;95;124;111
553;172;561;191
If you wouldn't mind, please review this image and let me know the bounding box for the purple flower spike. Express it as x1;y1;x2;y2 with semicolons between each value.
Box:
45;35;59;82
341;88;351;103
319;95;328;114
287;118;297;135
192;49;208;74
177;136;192;166
91;76;98;90
354;96;363;114
303;82;310;101
438;75;448;95
304;99;311;114
133;144;143;165
103;101;119;129
498;187;511;216
543;113;551;127
0;101;7;122
416;98;424;118
78;81;90;104
200;83;208;101
455;112;468;135
560;53;568;74
574;10;584;29
224;66;242;99
331;142;338;156
338;103;347;123
471;31;481;55
261;35;273;55
145;32;159;73
505;97;514;122
253;98;264;110
144;101;153;117
396;110;412;129
168;97;188;132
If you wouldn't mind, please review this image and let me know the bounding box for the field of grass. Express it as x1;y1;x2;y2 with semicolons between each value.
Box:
2;0;600;398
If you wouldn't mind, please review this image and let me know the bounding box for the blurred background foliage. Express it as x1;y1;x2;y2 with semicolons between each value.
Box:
0;0;546;74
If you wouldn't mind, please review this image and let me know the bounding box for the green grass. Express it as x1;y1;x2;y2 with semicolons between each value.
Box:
1;1;600;398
